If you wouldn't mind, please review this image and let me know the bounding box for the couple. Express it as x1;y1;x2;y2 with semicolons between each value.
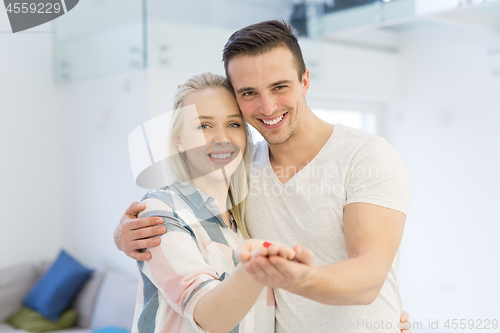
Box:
115;20;412;333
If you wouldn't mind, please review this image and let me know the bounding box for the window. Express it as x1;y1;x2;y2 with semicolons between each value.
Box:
312;109;377;133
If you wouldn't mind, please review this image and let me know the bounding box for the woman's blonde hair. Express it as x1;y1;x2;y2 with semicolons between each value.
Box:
168;72;253;239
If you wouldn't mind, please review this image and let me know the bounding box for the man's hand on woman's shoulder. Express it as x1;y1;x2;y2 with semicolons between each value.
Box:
114;202;166;261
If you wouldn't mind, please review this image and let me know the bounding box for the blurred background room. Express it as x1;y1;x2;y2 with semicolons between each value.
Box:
1;0;499;332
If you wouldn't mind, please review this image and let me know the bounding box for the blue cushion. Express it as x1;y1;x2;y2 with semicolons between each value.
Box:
92;327;130;333
23;250;93;321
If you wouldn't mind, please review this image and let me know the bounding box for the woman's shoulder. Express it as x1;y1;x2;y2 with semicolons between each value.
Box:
139;185;180;215
141;184;176;199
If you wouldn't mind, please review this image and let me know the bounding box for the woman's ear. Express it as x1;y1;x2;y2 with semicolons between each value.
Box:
175;136;184;153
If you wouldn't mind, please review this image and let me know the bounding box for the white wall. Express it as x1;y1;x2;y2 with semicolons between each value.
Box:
386;26;500;329
308;41;401;101
0;12;148;275
59;71;150;276
0;14;65;269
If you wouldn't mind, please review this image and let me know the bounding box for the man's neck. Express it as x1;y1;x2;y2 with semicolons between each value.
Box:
268;109;334;183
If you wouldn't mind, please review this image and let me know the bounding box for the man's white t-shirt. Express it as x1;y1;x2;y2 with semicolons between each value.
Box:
245;123;412;333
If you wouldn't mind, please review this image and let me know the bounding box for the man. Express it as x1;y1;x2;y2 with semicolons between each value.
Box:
116;21;412;332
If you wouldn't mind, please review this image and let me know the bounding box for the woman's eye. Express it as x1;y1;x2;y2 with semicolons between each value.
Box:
228;123;241;128
198;124;210;130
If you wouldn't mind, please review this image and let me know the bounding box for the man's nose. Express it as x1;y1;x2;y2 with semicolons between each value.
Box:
259;93;277;116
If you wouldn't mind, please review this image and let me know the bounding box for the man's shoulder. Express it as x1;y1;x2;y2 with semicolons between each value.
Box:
329;123;392;154
333;123;380;143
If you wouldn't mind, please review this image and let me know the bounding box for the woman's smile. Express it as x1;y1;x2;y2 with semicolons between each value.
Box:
207;150;235;165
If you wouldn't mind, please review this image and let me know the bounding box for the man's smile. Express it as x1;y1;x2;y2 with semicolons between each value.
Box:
258;112;288;128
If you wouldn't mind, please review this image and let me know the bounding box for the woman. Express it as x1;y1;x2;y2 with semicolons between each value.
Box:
132;72;296;333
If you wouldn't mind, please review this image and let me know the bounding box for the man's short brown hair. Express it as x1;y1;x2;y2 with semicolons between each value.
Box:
223;20;306;84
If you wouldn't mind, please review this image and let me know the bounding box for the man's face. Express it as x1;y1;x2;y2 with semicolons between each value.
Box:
227;47;309;145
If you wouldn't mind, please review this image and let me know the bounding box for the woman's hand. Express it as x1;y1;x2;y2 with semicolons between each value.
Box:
399;310;412;333
243;243;315;291
235;239;296;264
114;202;166;261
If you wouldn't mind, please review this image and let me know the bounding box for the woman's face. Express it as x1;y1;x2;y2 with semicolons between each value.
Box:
177;87;247;182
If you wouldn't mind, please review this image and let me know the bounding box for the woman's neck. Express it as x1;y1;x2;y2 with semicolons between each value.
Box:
190;171;231;222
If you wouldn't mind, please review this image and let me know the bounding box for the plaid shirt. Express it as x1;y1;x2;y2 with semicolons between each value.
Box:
132;182;275;333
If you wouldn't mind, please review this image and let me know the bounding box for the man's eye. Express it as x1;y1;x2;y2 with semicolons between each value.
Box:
242;91;254;97
275;85;286;90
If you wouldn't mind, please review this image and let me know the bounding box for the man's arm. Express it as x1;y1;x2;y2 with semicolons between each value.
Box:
114;202;165;260
246;202;405;305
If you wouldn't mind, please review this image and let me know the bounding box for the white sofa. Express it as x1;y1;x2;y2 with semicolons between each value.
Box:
0;262;138;333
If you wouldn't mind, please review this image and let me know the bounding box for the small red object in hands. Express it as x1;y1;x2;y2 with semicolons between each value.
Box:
263;241;272;248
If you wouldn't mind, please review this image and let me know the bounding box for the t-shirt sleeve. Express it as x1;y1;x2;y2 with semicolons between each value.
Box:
138;195;221;333
345;137;412;215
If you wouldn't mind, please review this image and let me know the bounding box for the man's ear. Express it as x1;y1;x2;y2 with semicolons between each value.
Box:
302;69;310;97
175;136;184;153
